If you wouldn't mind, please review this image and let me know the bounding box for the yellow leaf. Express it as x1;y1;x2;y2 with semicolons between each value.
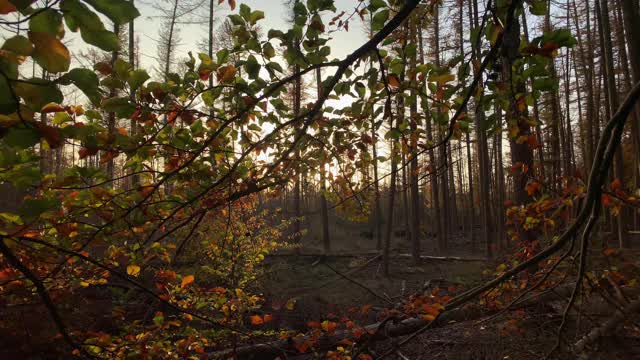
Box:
181;275;195;288
127;265;141;277
28;31;70;73
79;281;90;287
41;103;65;113
285;298;297;310
430;73;455;84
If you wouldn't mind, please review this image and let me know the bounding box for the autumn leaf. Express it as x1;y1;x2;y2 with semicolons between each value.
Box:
28;31;71;73
126;265;141;277
360;304;372;314
421;314;435;321
180;275;195;288
430;73;455;84
285;297;297;310
0;0;16;14
263;314;273;323
387;74;400;89
293;339;310;353
250;315;264;325
321;320;337;334
40;103;65;114
611;179;622;190
307;321;321;328
216;65;236;83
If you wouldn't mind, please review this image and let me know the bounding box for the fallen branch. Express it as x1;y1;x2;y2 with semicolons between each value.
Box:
573;296;640;353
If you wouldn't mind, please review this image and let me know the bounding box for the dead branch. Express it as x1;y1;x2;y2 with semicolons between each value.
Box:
573;296;640;353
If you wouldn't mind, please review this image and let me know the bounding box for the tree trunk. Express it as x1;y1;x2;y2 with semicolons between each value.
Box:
598;0;630;247
409;13;420;265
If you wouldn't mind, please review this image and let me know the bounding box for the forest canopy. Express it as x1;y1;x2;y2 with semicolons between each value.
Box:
1;0;640;359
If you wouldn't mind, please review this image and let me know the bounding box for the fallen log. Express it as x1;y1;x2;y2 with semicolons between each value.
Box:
266;252;485;262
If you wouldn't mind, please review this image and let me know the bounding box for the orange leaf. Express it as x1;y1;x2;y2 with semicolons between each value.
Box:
216;65;236;84
611;179;622;190
307;321;321;328
293;340;310;353
181;275;194;288
228;0;236;10
250;315;264;325
321;320;337;334
263;314;273;323
41;103;65;113
387;74;400;89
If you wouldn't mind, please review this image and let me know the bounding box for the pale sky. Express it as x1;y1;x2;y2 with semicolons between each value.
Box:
134;0;368;71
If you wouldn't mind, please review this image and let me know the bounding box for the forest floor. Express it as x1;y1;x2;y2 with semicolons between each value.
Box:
260;233;640;359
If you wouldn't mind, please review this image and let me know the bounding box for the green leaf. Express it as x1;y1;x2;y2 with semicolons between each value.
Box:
263;42;275;59
239;3;251;21
228;14;245;26
128;69;150;93
533;77;558;92
216;49;230;64
369;0;386;12
19;198;61;222
528;0;547;16
84;0;140;25
101;97;135;117
268;29;284;39
371;9;389;32
15;79;63;110
61;0;119;51
59;68;102;105
250;10;265;25
245;55;260;79
3;125;41;149
29;9;64;37
2;35;33;56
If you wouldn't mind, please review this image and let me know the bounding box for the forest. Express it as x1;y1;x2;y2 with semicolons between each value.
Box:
0;0;639;358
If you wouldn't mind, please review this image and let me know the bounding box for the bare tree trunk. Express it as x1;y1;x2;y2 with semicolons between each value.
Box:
471;0;492;257
598;0;630;247
409;13;420;264
383;116;397;277
317;68;330;254
434;5;450;253
129;0;139;189
107;22;120;185
502;0;534;207
418;14;442;254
